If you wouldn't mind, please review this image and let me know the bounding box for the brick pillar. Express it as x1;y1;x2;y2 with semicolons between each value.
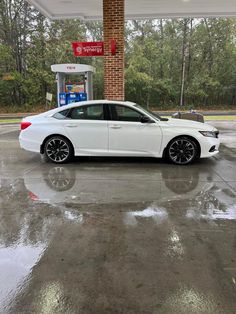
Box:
103;0;124;101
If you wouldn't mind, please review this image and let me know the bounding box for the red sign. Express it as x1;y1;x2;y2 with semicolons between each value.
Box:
110;39;116;55
72;42;104;57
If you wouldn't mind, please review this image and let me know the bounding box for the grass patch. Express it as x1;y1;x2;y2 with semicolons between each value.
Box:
0;119;21;123
204;116;236;121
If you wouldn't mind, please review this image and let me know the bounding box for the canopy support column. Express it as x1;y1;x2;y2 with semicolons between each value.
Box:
103;0;125;100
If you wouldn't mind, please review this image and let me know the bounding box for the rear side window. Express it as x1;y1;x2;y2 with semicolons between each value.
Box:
53;109;70;120
68;104;104;120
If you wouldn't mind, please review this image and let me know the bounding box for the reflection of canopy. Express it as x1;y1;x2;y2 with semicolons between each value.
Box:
27;0;236;20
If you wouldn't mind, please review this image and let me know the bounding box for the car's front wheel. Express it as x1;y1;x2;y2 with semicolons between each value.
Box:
167;136;198;165
44;136;73;164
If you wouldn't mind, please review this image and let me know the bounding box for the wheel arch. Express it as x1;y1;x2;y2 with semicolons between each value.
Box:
40;134;75;155
162;135;201;159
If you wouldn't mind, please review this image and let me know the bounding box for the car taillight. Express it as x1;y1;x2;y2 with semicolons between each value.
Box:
28;191;39;201
21;121;32;130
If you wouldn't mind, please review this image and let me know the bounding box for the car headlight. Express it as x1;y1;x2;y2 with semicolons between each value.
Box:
199;131;219;138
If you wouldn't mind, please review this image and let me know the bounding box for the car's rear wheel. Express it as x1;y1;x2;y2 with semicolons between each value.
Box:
44;136;73;164
167;136;198;165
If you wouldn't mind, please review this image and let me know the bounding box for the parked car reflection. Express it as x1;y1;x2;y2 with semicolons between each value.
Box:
24;164;207;204
22;164;236;222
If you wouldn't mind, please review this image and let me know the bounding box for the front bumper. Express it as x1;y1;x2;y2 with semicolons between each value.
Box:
199;136;220;158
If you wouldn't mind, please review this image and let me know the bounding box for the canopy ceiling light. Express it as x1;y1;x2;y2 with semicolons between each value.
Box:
27;0;236;20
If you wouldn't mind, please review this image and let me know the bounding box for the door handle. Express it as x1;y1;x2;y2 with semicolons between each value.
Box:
110;125;121;129
66;124;78;128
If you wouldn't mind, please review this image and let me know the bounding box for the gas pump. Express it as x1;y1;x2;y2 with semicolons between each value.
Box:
51;64;95;107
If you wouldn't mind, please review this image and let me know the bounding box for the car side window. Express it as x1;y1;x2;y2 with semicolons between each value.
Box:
68;104;104;120
111;105;143;122
53;109;70;120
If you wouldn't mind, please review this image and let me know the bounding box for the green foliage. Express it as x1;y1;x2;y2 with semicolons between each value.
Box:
0;1;236;111
125;18;236;108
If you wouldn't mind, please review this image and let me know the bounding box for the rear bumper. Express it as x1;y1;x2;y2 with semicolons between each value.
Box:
19;134;40;153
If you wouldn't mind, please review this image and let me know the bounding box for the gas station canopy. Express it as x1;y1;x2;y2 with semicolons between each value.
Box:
28;0;236;20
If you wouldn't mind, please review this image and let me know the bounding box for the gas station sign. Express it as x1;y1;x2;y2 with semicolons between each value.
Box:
72;41;104;57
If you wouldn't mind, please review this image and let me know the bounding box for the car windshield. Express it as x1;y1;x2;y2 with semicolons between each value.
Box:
134;104;168;121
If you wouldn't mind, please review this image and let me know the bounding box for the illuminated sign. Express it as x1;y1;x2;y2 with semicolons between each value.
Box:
72;42;104;57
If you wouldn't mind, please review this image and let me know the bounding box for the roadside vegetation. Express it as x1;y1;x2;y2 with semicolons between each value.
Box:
1;0;236;112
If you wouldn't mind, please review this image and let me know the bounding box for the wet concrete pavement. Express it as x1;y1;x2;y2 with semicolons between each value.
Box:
0;122;236;313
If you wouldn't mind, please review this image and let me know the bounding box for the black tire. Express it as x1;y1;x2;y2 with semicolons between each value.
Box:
44;136;73;164
167;136;198;165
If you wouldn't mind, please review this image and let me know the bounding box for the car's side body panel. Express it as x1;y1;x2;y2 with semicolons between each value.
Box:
108;121;163;156
63;119;109;155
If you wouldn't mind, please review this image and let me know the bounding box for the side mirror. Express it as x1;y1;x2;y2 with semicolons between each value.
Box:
140;116;152;123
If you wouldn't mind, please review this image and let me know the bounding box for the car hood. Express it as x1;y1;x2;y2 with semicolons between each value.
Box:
165;118;217;131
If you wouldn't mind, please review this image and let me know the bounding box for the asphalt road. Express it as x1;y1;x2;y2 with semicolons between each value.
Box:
0;122;236;313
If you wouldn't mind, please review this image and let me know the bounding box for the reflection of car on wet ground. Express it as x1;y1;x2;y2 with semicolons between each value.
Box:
24;165;202;204
23;165;236;221
19;100;220;165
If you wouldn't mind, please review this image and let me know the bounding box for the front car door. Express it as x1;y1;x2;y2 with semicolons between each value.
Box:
108;104;162;157
63;103;108;155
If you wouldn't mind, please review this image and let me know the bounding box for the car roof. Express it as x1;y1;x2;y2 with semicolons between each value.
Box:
44;100;138;116
63;99;137;108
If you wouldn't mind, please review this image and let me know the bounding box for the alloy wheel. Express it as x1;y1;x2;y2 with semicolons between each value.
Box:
168;137;197;165
45;138;71;163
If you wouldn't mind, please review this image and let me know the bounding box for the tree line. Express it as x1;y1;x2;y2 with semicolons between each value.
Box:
1;0;236;110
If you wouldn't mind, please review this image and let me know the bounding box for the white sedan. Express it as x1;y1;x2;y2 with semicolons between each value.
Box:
19;100;220;165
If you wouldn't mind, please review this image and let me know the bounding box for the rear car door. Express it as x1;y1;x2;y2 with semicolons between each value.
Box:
64;103;109;154
107;104;162;156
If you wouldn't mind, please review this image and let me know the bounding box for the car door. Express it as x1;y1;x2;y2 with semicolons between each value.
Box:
108;104;162;156
64;103;108;155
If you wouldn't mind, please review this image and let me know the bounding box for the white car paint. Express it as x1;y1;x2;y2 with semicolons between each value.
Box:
64;119;109;155
19;100;220;163
108;120;162;156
